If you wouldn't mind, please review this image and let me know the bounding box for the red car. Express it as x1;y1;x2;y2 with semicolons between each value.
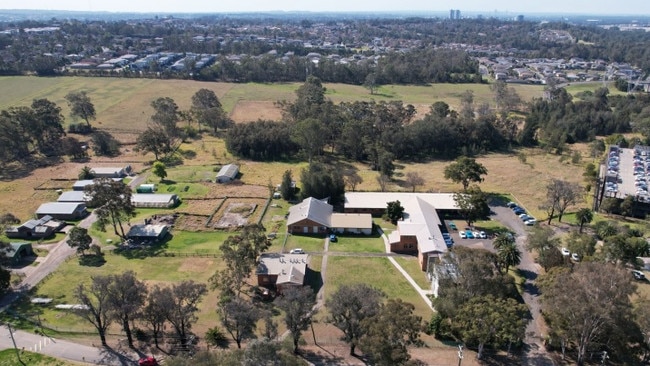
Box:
138;357;159;366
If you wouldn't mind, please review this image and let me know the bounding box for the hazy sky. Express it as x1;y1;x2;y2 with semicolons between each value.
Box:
2;0;649;15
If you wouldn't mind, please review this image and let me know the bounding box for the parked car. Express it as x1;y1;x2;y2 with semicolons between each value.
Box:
561;247;570;256
139;357;159;366
506;201;517;208
329;234;337;242
632;270;646;281
445;239;454;247
513;208;526;215
466;230;475;239
524;219;537;226
289;248;305;254
448;222;458;231
459;231;467;239
478;231;487;239
571;253;581;262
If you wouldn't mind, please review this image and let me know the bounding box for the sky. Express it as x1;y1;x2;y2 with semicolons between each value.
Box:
2;0;650;15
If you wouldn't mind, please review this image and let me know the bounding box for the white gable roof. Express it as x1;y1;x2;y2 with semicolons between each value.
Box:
287;197;333;227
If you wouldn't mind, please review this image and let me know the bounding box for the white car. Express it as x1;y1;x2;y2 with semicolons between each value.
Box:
571;253;581;262
289;248;305;254
459;231;467;239
561;247;570;256
524;219;536;226
478;231;487;239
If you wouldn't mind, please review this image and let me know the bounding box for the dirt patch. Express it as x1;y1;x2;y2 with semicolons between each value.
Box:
230;100;283;123
202;181;269;198
174;214;211;232
178;257;215;272
179;199;224;216
214;202;258;228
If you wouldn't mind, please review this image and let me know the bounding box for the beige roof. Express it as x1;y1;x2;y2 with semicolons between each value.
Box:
330;213;372;229
345;192;458;210
257;253;309;284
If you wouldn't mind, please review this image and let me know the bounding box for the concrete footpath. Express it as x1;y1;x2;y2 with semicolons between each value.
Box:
0;325;139;365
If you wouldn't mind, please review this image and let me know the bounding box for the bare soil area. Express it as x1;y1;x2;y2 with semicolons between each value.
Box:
229;100;283;123
214;202;258;228
179;199;224;216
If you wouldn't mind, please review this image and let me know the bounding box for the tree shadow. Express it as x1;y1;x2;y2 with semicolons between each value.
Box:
98;344;137;366
78;254;106;267
299;347;346;365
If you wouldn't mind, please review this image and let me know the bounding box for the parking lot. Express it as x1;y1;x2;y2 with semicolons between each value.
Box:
604;145;650;201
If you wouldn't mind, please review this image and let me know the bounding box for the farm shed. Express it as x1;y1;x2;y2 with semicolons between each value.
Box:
57;191;92;204
90;166;126;178
216;164;239;183
256;253;309;293
36;202;88;221
126;224;169;242
5;215;64;239
131;194;179;208
73;178;123;191
2;242;34;264
136;184;156;193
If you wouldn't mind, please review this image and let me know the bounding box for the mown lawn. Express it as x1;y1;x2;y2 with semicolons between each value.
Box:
0;349;76;366
326;256;433;320
285;234;325;253
394;256;431;289
329;234;385;253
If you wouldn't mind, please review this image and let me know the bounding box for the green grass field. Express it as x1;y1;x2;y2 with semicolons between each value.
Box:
329;234;385;253
0;349;76;366
326;256;433;319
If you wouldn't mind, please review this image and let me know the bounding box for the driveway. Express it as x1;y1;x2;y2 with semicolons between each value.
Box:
490;204;555;366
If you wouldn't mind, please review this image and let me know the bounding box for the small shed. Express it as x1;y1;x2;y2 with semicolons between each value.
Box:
126;224;170;242
57;191;92;204
3;242;34;264
36;202;88;220
90;166;126;178
136;184;156;193
131;194;179;208
216;164;239;183
73;178;123;191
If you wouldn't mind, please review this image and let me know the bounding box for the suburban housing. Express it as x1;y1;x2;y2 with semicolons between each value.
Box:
256;252;309;293
216;164;239;183
286;197;373;235
90;166;127;178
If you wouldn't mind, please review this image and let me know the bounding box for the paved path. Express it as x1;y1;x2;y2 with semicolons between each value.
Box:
0;324;139;365
377;228;434;310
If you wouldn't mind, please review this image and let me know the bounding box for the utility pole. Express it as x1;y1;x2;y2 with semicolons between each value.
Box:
457;344;464;366
6;323;25;365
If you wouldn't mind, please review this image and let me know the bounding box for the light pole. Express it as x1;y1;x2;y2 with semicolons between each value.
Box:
457;344;464;366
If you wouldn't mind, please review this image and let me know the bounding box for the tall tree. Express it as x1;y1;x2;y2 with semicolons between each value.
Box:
67;226;92;255
326;283;385;355
540;263;638;365
452;295;527;360
299;162;345;206
107;271;147;349
453;185;490;226
542;179;582;224
291;118;325;164
65;91;96;127
275;286;316;354
142;284;167;348
31;98;65;154
385;200;405;224
404;172;425;192
190;88;229;133
496;241;521;274
218;297;261;349
280;170;295;201
343;170;363;192
358;299;422;366
74;275;113;346
160;280;208;347
135;127;180;160
152;161;167;182
575;208;593;233
444;156;488;191
151;97;180;138
86;178;136;239
209;224;271;298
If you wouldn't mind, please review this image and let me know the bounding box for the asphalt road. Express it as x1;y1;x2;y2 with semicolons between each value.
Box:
490;204;555;366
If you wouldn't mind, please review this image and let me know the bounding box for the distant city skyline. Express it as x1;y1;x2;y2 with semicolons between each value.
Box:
2;0;650;16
